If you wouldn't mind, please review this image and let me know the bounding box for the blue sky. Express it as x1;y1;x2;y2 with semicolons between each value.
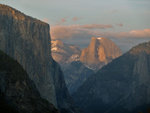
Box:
1;0;150;29
1;0;150;52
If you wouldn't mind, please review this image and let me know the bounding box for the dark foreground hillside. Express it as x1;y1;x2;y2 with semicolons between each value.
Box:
0;50;59;113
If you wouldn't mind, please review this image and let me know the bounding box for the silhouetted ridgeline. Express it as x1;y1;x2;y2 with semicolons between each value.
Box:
0;50;59;113
0;4;79;113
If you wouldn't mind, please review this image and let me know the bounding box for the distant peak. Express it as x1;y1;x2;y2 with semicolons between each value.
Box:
91;37;106;41
80;37;122;70
91;37;97;40
97;37;102;40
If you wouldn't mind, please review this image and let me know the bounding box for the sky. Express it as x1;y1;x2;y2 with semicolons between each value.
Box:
1;0;150;52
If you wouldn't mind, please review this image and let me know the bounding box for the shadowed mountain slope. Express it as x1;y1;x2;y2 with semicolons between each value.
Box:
0;50;59;113
73;41;150;113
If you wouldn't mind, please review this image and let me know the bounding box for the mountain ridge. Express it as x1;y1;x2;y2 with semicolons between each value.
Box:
80;37;122;70
51;38;122;94
73;41;150;113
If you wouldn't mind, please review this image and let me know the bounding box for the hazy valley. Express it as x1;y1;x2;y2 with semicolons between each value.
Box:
51;37;122;94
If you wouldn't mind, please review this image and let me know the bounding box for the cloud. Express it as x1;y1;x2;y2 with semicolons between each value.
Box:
50;25;81;39
101;29;150;39
80;24;113;29
72;17;80;21
129;29;150;38
116;24;123;27
50;24;114;39
56;17;80;25
56;18;67;25
61;18;67;23
50;23;150;40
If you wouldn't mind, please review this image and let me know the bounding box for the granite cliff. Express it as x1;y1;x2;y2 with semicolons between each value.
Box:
73;41;150;113
0;4;78;113
80;37;122;70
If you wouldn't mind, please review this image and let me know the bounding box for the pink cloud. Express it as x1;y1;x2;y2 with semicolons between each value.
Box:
56;18;67;25
50;24;114;39
72;17;80;21
92;29;150;39
50;23;150;40
129;29;150;38
80;24;113;29
50;25;80;39
116;24;123;27
103;29;150;38
61;18;66;23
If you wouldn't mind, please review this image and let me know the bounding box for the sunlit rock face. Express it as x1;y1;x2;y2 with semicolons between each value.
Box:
0;4;79;113
51;40;81;64
0;50;59;113
73;41;150;113
80;37;122;70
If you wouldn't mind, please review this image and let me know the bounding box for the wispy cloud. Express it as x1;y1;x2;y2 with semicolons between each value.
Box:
56;18;67;24
129;29;150;38
79;24;113;29
72;17;80;21
50;24;114;39
51;24;150;40
116;24;123;27
101;29;150;38
61;18;67;23
50;25;81;39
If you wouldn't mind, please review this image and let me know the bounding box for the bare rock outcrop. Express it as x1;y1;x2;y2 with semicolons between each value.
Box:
80;37;122;70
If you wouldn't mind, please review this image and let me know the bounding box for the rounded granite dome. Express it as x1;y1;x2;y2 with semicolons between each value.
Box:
80;37;122;70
